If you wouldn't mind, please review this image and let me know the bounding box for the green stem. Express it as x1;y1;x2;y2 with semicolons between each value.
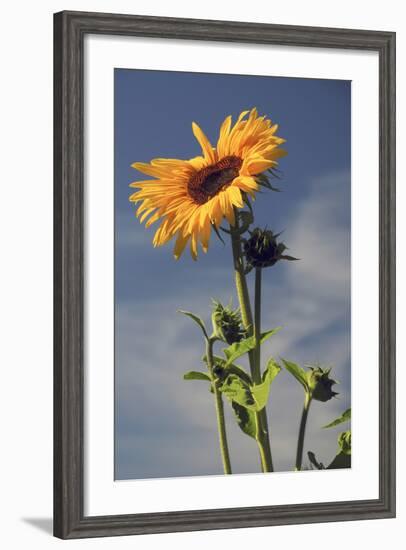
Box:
206;338;232;475
230;226;254;339
254;268;274;472
295;392;312;471
229;216;273;473
254;268;262;374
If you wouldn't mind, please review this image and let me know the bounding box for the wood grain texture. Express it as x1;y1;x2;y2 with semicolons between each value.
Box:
53;10;396;539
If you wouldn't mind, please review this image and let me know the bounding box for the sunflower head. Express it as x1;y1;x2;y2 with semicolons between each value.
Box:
211;300;246;345
187;156;243;205
243;227;297;269
129;108;287;259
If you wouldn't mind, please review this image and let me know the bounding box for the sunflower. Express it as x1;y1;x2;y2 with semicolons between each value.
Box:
129;108;286;259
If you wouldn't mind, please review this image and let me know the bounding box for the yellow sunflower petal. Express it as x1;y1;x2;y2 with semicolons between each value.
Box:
236;110;249;124
144;211;161;227
188;156;208;172
227;185;244;208
200;218;211;253
208;196;223;228
129;179;160;188
199;203;210;228
139;207;156;223
242;158;277;176
129;191;142;203
190;229;199;260
186;207;202;234
192;122;216;164
173;231;190;260
153;217;176;247
267;148;288;160
136;200;152;217
217;115;232;158
131;162;171;178
233;175;259;193
222;192;235;226
150;158;188;168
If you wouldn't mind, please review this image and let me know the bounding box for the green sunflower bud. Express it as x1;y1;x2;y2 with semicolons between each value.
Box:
306;366;339;402
243;227;298;269
211;300;246;345
338;430;351;455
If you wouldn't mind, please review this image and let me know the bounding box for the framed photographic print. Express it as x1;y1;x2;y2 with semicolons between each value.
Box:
54;10;396;539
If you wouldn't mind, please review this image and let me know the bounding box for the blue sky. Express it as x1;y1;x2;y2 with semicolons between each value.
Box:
114;69;351;479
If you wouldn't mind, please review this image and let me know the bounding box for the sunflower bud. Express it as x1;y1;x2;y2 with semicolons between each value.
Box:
211;300;246;345
338;430;351;455
243;227;297;269
306;366;338;402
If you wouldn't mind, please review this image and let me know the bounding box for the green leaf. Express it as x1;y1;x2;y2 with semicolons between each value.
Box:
223;338;255;365
262;358;281;383
231;401;257;439
322;408;351;429
327;452;351;469
307;451;325;470
219;362;279;412
256;173;281;192
202;354;252;385
178;310;209;340
226;364;252;385
211;222;226;245
327;430;352;469
211;355;252;385
259;327;281;345
223;328;280;366
183;371;211;382
281;359;309;391
251;359;281;410
218;374;256;410
224;359;280;440
251;382;270;410
280;255;299;261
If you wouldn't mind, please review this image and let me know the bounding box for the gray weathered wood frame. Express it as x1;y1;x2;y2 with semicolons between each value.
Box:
54;10;396;539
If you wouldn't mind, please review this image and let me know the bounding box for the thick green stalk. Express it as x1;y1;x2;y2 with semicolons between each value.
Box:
229;218;273;472
254;268;274;472
230;229;254;339
295;392;312;471
206;338;232;475
254;268;262;372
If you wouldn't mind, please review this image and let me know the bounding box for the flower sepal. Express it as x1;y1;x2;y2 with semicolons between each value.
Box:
243;227;298;269
305;366;339;402
256;171;281;192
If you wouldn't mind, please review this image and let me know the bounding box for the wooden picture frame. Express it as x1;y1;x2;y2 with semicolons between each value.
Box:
54;10;396;539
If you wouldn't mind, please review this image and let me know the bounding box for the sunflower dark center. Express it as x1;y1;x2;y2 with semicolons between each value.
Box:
188;155;242;204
